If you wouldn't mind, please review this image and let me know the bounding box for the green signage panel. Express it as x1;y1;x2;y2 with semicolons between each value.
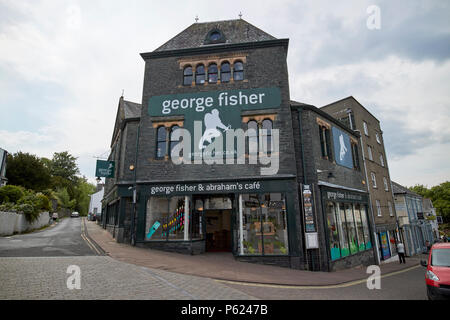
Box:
95;160;115;178
148;87;282;160
148;87;281;117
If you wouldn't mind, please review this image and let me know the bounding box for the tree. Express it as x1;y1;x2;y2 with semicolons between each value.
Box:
55;188;76;210
72;177;96;215
429;182;450;223
50;151;79;182
5;152;52;191
410;182;450;223
409;184;431;198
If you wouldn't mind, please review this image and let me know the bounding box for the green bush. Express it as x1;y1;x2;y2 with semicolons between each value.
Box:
0;185;25;204
0;202;16;212
35;193;51;211
15;203;39;222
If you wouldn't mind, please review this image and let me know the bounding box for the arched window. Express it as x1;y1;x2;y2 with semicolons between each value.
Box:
183;66;193;86
262;119;273;152
156;126;166;158
195;64;205;85
220;62;231;83
208;63;218;83
169;125;180;157
247;120;258;156
233;61;244;81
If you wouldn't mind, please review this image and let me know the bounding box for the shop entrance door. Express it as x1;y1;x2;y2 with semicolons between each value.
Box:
205;209;232;252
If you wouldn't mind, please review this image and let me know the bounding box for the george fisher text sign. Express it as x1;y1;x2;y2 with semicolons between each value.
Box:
148;87;281;117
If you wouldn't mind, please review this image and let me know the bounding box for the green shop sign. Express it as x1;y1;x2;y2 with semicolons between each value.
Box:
95;160;115;178
148;87;281;117
148;87;282;160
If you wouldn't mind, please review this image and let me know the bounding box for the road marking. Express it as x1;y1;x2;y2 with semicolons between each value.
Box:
215;265;421;290
80;218;102;255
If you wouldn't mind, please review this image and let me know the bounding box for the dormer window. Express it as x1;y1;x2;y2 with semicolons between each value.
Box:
210;31;221;41
204;29;226;44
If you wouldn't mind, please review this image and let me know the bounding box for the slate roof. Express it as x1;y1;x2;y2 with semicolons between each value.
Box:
154;19;277;52
391;181;422;198
111;97;141;147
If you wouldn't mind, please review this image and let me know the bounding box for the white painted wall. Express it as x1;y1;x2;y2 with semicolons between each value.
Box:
0;211;50;236
89;188;104;215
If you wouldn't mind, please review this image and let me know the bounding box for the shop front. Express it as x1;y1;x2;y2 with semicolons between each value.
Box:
135;178;300;267
320;185;375;271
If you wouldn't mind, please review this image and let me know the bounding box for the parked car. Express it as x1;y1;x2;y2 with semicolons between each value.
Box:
421;243;450;300
71;211;80;218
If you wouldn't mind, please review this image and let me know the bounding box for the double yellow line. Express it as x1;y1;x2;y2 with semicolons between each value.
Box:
215;264;421;289
81;217;102;255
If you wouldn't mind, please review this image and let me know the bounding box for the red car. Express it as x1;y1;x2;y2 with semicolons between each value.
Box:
421;243;450;300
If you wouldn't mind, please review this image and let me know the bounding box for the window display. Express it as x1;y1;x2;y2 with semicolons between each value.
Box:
146;196;186;240
345;203;359;254
326;202;341;260
327;201;371;260
241;193;288;256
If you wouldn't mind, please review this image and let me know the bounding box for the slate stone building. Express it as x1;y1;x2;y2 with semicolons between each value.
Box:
101;19;376;271
321;97;399;263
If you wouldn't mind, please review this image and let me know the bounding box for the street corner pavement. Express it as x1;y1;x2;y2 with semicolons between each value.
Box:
84;220;422;287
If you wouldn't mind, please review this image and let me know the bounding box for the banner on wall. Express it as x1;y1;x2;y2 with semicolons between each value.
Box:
148;87;282;159
332;126;353;169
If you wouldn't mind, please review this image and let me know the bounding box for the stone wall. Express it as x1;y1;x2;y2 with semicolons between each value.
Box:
0;211;50;236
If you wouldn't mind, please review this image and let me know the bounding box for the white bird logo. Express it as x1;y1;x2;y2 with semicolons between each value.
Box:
339;134;348;161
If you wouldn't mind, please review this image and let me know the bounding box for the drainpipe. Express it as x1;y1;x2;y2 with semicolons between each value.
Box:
354;129;380;265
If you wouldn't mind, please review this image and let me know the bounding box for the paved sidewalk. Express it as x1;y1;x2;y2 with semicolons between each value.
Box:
85;219;422;287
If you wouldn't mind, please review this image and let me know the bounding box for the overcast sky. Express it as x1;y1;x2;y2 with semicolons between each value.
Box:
1;0;449;188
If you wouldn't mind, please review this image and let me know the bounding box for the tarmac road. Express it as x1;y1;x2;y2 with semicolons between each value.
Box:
0;217;96;257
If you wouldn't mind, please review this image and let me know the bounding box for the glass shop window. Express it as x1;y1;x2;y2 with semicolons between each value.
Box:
345;203;359;254
337;203;350;257
360;205;372;249
327;202;372;261
326;202;341;260
241;193;288;256
146;197;186;241
353;204;366;251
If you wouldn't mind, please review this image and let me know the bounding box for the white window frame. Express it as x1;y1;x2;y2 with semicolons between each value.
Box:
388;201;394;217
380;153;385;167
383;177;389;191
368;145;373;161
376;132;381;144
371;172;377;188
376;200;382;216
363;121;369;136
